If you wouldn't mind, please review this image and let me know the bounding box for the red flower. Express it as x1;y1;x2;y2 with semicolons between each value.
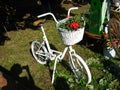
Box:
69;22;79;30
113;40;117;47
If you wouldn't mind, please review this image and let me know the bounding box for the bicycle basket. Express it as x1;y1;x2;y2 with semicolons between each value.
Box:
56;18;85;45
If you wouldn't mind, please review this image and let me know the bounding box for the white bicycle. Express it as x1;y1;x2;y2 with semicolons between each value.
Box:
31;7;92;84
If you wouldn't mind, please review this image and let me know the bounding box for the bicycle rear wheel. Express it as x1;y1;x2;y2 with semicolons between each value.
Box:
69;54;92;84
31;40;48;64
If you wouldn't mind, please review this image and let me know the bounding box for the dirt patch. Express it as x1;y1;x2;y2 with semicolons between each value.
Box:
0;72;7;88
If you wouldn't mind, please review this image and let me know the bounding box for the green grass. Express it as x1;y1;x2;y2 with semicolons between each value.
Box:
0;4;120;90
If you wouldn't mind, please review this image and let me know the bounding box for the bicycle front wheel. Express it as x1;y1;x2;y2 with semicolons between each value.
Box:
31;40;48;64
69;54;92;84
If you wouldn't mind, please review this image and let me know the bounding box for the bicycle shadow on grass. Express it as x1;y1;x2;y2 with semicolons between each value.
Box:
102;59;120;81
0;64;42;90
79;34;104;54
53;76;70;90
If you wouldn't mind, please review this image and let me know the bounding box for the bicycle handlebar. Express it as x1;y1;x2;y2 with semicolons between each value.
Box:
37;12;58;24
37;7;78;24
67;7;78;18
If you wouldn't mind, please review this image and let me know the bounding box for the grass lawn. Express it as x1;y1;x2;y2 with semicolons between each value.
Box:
0;3;120;90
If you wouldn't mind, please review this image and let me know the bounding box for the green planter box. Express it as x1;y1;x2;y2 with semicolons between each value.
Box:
88;0;109;35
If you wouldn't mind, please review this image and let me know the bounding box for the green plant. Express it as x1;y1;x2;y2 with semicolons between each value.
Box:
59;15;84;31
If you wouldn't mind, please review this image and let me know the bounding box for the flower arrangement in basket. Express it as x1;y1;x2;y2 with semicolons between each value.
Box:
56;15;85;45
59;15;84;31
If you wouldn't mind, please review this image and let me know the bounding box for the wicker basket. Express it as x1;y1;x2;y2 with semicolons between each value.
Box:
56;19;85;45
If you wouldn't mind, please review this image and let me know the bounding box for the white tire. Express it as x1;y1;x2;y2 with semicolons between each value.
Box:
31;40;48;64
69;54;92;84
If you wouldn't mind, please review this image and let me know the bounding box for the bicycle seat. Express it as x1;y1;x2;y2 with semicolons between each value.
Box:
33;19;46;26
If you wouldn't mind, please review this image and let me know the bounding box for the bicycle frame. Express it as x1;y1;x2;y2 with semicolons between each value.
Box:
38;7;79;61
40;24;76;61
